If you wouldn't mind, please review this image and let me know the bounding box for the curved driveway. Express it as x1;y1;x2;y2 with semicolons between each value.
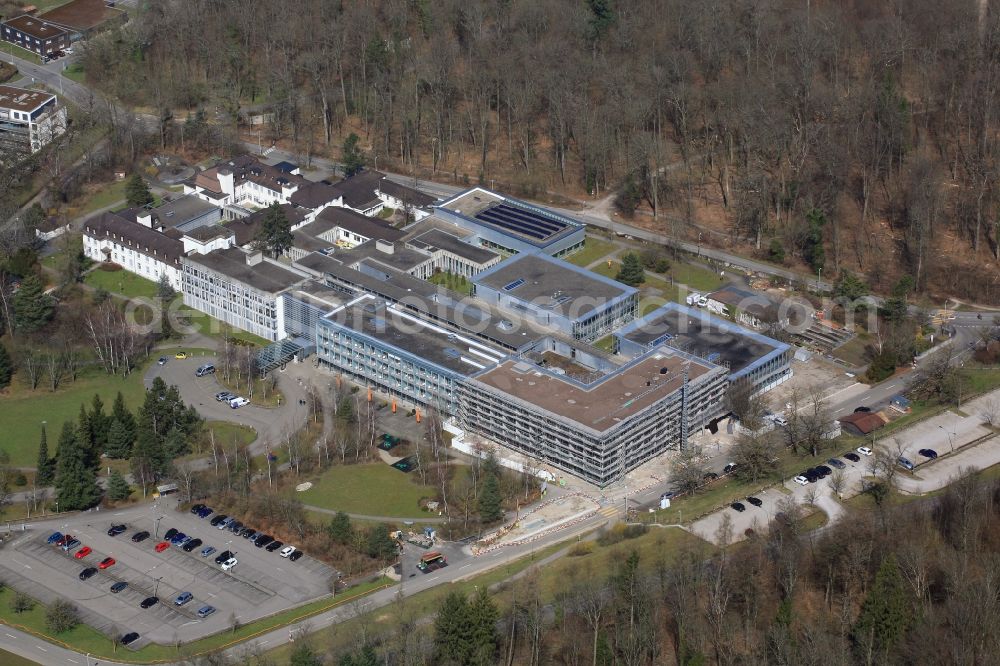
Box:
144;355;311;456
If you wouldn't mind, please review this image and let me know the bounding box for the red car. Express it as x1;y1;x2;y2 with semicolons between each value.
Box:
74;546;92;559
154;541;170;552
98;557;116;569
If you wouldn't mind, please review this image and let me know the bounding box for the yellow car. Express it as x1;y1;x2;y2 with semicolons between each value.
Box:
174;351;188;359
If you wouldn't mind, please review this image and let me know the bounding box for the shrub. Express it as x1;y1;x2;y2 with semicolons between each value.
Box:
568;541;595;556
45;599;80;633
13;472;26;486
99;262;123;272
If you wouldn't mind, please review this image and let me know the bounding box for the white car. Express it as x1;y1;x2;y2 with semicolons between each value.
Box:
221;557;238;571
793;475;809;486
229;397;249;409
857;446;873;456
279;545;296;558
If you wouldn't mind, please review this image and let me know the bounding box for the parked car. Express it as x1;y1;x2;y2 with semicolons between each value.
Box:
265;540;284;552
214;550;233;565
62;538;81;552
196;364;216;377
190;504;206;515
280;545;297;558
201;546;217;558
140;597;159;609
218;517;236;530
215;392;235;402
221;557;238;571
132;531;150;543
793;475;809;486
723;462;737;474
844;452;861;463
702;471;719;481
54;534;72;547
179;536;193;546
107;524;127;537
746;496;763;507
174;592;193;606
197;506;213;518
254;534;274;548
197;605;216;619
110;581;129;593
169;532;187;545
731;502;746;512
46;532;63;545
227;521;244;533
828;458;846;469
898;456;915;471
79;567;98;581
288;550;303;562
174;351;188;359
154;541;170;552
98;557;116;569
164;528;178;540
240;528;257;539
854;406;872;413
815;465;833;477
919;448;939;459
157;357;167;366
773;415;789;427
183;538;203;552
857;446;873;456
120;632;140;646
210;515;228;527
229;397;249;409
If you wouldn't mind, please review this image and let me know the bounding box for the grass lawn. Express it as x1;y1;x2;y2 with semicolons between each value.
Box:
831;335;870;367
80;180;127;214
0;362;147;467
0;578;391;663
84;269;160;300
3;43;41;65
591;259;620;280
0;648;38;666
62;63;85;83
668;261;724;292
565;236;619;267
593;335;614;352
427;271;473;296
294;463;437;519
176;305;270;346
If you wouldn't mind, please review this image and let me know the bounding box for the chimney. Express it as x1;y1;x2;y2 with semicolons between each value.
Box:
136;211;153;228
247;251;264;266
375;239;395;254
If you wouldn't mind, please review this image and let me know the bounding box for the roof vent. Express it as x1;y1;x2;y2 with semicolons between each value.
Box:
659;367;668;374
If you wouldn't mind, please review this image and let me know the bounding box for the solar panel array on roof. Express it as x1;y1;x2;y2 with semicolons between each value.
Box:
503;278;526;291
474;203;569;241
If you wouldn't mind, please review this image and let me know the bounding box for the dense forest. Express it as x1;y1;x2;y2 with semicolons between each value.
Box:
72;0;1000;301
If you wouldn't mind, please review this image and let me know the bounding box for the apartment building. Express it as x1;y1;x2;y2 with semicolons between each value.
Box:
460;348;728;487
0;85;67;155
1;15;69;56
82;211;185;291
181;248;307;341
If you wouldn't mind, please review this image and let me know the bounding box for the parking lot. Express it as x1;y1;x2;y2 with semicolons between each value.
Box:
0;500;337;648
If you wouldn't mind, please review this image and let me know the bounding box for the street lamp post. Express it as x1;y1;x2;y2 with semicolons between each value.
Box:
697;232;702;257
817;267;823;292
154;515;163;539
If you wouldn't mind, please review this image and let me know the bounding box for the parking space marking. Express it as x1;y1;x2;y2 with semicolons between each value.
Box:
67;659;78;664
35;645;47;651
5;633;14;638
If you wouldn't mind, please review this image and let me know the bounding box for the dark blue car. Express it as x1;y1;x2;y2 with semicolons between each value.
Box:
197;506;213;518
169;532;187;545
46;531;63;544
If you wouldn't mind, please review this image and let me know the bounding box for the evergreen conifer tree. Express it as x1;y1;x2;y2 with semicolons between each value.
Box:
0;344;11;389
107;469;131;501
110;392;136;444
35;425;54;487
478;473;503;523
13;274;53;333
615;252;646;286
54;422;102;511
852;554;913;659
124;173;153;207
